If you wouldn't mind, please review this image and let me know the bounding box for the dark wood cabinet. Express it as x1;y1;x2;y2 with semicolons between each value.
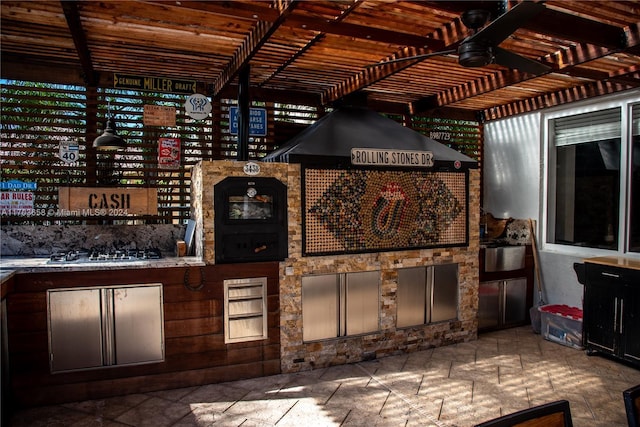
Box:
5;262;281;408
583;258;640;367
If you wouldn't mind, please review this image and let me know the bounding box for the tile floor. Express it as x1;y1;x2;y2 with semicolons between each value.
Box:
8;326;640;427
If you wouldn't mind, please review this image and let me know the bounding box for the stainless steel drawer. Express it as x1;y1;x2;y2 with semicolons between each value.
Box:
224;277;268;343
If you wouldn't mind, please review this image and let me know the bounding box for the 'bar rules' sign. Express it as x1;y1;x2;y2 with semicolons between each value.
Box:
58;187;158;216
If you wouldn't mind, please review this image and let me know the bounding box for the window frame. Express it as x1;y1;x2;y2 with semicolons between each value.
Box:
542;92;640;258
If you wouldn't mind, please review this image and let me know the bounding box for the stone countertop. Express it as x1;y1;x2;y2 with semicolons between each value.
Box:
0;256;205;274
1;269;15;282
584;256;640;271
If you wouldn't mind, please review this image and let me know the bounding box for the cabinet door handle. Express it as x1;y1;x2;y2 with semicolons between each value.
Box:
614;297;619;333
619;299;624;334
602;272;620;278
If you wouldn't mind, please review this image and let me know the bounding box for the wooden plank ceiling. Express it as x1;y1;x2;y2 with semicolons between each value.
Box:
1;0;639;121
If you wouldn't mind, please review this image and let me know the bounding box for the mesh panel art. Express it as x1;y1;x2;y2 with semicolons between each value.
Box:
304;168;467;255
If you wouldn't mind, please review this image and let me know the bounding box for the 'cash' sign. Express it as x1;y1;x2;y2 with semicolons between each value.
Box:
58;187;158;216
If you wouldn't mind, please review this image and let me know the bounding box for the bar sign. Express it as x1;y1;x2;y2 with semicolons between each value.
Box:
114;73;197;94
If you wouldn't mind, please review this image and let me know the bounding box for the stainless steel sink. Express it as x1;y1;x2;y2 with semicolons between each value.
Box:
484;245;526;272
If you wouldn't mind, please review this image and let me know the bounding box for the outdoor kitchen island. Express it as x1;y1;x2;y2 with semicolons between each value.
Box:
1;255;281;408
192;106;481;375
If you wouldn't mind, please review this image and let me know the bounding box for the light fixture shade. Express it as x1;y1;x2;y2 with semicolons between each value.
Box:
93;117;126;150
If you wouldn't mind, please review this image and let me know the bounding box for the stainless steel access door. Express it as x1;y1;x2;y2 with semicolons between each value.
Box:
113;286;164;365
431;263;459;322
478;281;500;329
478;278;527;329
302;271;379;341
48;284;164;373
397;264;459;327
302;274;339;341
48;289;104;372
503;278;527;325
345;270;379;335
397;267;427;327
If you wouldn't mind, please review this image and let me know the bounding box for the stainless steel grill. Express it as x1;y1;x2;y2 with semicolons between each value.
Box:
49;248;162;263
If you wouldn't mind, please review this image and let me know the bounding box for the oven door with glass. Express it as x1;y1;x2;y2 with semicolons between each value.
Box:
214;176;287;263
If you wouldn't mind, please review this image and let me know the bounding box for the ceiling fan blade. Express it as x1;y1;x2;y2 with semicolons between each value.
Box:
365;49;457;68
466;1;545;45
493;46;551;75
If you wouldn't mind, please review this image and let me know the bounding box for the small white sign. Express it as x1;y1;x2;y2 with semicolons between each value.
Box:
429;131;452;141
351;148;434;168
243;162;261;176
59;142;79;164
185;94;212;120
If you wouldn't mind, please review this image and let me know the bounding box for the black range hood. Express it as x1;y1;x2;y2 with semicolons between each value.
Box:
263;106;477;170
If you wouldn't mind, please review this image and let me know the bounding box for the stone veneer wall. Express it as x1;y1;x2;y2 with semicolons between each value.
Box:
190;160;290;264
280;165;480;373
192;160;480;374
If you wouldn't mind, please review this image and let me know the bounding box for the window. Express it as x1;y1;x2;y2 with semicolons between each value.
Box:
546;100;640;254
228;194;274;220
630;105;640;252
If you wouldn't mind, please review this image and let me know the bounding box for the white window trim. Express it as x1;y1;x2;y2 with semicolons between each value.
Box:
541;90;640;259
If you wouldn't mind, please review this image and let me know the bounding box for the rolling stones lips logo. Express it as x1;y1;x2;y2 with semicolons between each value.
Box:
371;183;407;236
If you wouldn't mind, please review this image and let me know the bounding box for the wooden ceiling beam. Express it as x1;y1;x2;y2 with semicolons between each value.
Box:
625;22;640;54
420;1;626;49
320;19;468;105
210;0;299;97
606;65;640;87
219;84;322;106
412;106;478;122
412;38;633;115
1;54;86;85
148;0;283;22
607;74;640;87
163;0;438;48
318;1;630;111
412;69;533;115
525;7;626;50
259;0;363;89
60;0;96;86
281;15;443;50
482;78;637;121
410;13;638;116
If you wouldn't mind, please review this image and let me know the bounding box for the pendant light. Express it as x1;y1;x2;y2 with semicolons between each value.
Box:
93;102;126;150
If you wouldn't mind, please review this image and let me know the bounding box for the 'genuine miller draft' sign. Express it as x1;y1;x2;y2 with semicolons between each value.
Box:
113;73;197;95
58;187;158;216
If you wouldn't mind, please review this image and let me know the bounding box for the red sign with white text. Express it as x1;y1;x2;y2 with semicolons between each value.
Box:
158;138;181;169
